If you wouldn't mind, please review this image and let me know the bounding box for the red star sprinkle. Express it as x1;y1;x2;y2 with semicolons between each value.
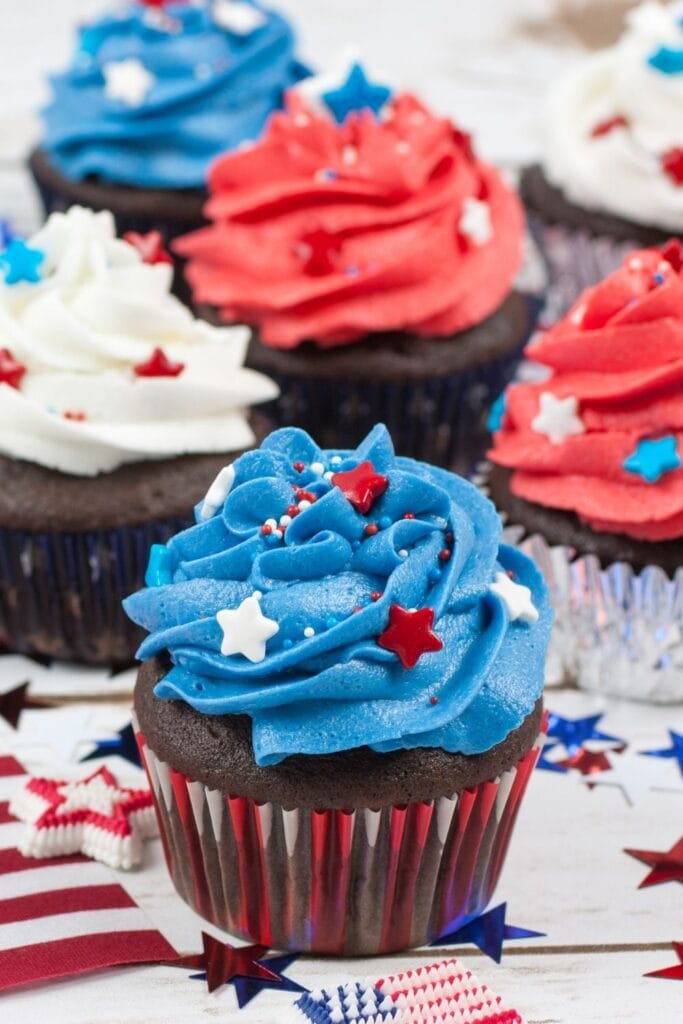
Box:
332;460;389;514
662;239;683;272
0;347;26;389
624;836;683;889
662;148;683;186
378;605;443;669
134;347;185;378
295;229;342;276
165;933;280;994
590;115;628;138
645;942;683;981
123;230;172;265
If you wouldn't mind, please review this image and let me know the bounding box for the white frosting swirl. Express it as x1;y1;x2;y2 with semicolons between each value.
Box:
0;207;277;475
544;2;683;230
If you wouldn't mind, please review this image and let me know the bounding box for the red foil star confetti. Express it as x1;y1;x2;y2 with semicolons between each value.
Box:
0;347;26;388
332;460;388;513
123;229;173;265
624;836;683;889
378;604;443;668
645;942;683;981
558;747;612;787
134;346;185;377
0;681;51;728
166;932;280;994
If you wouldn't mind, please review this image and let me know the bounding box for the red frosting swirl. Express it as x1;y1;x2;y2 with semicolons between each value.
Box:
489;244;683;542
176;93;523;348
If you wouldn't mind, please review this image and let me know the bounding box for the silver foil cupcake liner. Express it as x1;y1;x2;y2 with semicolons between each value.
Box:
136;726;544;956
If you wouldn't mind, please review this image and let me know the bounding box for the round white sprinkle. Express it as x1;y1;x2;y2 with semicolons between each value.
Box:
396;140;411;155
294;113;310;126
279;514;292;527
330;456;342;466
273;529;283;540
298;499;312;510
253;590;262;600
304;626;315;638
398;549;408;558
265;517;277;529
324;471;334;481
342;145;358;165
311;461;325;475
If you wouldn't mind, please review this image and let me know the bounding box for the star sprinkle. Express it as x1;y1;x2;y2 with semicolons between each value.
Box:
590;114;629;138
648;45;683;74
332;460;388;513
662;147;683;186
377;605;443;669
217;593;279;662
546;712;625;757
81;722;143;769
624;836;683;889
645;942;683;981
459;197;492;246
486;391;506;432
531;392;584;444
134;346;185;377
213;0;267;35
432;903;545;963
623;435;681;483
207;952;307;1008
662;239;683;272
584;752;683;807
295;229;342;275
322;62;391;124
0;681;50;729
642;731;683;776
123;230;172;265
167;933;280;995
200;463;236;521
103;58;155;107
1;239;45;284
0;348;26;389
489;572;538;624
9;766;157;870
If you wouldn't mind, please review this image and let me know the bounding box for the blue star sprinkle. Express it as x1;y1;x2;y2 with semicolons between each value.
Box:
642;730;683;777
81;722;142;768
486;392;507;432
648;46;683;75
546;712;625;757
145;544;174;586
431;903;545;963
322;63;392;124
0;220;14;247
1;239;45;285
623;435;681;484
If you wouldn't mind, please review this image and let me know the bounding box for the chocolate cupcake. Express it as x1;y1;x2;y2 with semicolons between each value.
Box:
176;60;540;472
521;2;683;317
487;242;683;702
29;0;309;285
0;206;276;665
125;423;551;955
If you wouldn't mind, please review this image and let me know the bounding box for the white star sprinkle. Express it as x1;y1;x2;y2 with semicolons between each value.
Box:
459;197;492;246
200;464;235;521
531;392;585;445
103;58;155;107
489;572;538;624
213;0;266;35
217;593;279;663
584;753;683;807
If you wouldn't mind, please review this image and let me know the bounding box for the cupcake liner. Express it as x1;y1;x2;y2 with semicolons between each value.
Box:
135;725;544;956
0;517;187;667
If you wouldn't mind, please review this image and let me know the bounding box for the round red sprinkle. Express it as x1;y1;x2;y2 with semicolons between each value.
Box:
439;549;452;563
364;523;379;536
261;524;272;536
352;606;362;613
507;569;516;580
430;696;439;706
63;410;86;421
403;512;415;520
445;532;454;544
293;461;305;472
286;504;300;517
371;591;382;602
295;489;316;503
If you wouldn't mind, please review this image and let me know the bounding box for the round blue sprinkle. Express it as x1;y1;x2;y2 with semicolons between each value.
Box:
345;265;359;277
351;540;360;551
653;273;666;285
326;616;337;629
428;567;441;583
379;516;391;529
283;638;293;650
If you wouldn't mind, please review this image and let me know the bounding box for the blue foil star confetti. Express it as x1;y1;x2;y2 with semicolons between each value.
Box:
623;435;681;484
322;63;391;124
81;722;142;768
204;952;308;1008
642;730;683;776
546;711;625;757
1;239;45;284
536;740;570;773
431;903;545;963
486;392;506;432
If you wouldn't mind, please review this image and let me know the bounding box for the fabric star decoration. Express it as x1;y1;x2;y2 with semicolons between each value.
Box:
9;766;157;870
0;681;50;729
103;57;155;107
488;572;538;624
642;730;683;776
546;711;625;757
166;932;280;995
584;752;683;807
123;230;172;265
531;392;585;444
431;903;545;963
332;460;388;513
322;62;392;124
645;942;683;981
217;592;279;662
134;346;185;377
459;197;492;246
624;835;683;889
198;951;307;1008
81;722;143;769
623;435;681;483
377;605;443;669
213;0;267;35
1;239;45;284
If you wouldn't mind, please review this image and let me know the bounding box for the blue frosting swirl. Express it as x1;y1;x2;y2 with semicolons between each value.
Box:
42;1;309;189
124;426;551;766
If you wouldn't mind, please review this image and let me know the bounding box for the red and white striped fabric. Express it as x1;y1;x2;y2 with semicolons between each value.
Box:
0;754;177;992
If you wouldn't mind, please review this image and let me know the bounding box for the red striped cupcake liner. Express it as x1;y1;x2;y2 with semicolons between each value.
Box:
135;724;544;956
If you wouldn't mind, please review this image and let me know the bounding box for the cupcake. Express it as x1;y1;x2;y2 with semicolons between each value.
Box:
487;243;683;702
0;205;277;666
521;1;683;317
29;0;309;269
176;59;539;472
125;422;551;955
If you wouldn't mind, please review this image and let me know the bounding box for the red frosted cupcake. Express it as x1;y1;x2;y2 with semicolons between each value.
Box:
177;61;539;471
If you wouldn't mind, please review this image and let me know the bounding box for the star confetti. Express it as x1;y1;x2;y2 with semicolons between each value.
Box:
1;239;45;284
546;712;625;757
322;62;391;124
134;346;185;377
200;952;307;1008
623;435;681;483
531;392;585;444
166;933;280;995
81;722;143;769
9;765;157;870
642;731;683;776
217;592;279;662
624;836;683;889
645;942;683;981
584;752;683;806
123;230;172;265
378;605;443;669
0;680;51;729
535;741;570;773
431;903;545;963
332;460;388;513
559;747;612;784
